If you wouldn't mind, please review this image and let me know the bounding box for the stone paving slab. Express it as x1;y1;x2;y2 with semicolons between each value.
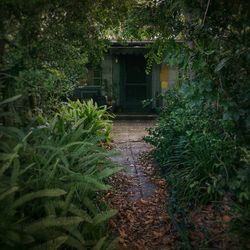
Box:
111;120;156;200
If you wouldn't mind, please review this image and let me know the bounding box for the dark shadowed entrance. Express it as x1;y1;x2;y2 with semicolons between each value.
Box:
120;55;151;112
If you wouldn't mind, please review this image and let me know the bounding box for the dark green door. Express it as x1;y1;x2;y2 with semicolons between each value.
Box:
121;55;151;112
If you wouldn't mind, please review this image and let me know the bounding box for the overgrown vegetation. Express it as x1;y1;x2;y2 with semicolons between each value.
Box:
0;0;132;119
0;1;133;248
124;0;250;247
146;89;239;204
57;99;113;142
0;96;121;249
1;0;249;248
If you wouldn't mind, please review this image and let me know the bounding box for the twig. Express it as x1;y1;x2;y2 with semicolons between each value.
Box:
202;0;211;26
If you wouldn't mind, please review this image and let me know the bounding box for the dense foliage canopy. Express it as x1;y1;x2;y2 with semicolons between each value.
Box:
0;0;249;248
0;0;133;120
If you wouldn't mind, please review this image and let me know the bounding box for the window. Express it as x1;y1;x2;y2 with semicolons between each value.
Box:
92;68;102;86
86;67;102;86
77;67;102;87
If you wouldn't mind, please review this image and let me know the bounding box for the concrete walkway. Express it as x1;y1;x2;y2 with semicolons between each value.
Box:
111;120;156;200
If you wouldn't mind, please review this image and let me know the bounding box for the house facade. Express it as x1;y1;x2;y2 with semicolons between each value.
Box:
73;41;178;112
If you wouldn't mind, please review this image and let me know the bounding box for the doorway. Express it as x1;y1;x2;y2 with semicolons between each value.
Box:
120;55;151;112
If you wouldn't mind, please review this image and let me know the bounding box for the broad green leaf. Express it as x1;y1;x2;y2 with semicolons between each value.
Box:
106;237;120;250
83;196;98;215
53;200;93;223
26;217;84;233
65;204;93;223
96;167;123;180
0;95;22;106
75;175;111;191
65;236;85;250
0;186;18;201
13;189;67;208
93;209;117;225
0;161;13;177
214;58;229;72
19;163;36;175
64;227;85;245
92;236;106;250
32;236;68;250
0;153;18;161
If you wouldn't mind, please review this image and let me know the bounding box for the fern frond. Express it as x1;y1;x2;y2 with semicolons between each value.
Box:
93;210;117;225
31;236;68;250
12;189;67;208
106;237;120;250
26;217;84;234
73;175;111;191
96;167;123;180
0;186;18;201
92;236;106;250
64;235;85;250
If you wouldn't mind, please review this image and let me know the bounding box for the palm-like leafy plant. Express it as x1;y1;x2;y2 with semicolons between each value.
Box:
58;99;114;141
0;97;121;249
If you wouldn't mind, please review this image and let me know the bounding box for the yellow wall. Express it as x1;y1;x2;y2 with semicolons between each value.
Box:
160;65;169;90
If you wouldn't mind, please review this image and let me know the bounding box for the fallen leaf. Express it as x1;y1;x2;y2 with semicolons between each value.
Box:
223;215;232;223
118;228;127;238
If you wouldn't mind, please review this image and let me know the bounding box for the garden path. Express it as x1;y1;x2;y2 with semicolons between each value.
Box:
111;120;156;200
105;120;176;249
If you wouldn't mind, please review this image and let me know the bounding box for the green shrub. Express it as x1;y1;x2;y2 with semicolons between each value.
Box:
230;148;250;203
146;89;239;205
230;148;250;248
57;99;113;141
0;97;121;249
146;88;249;247
16;68;72;112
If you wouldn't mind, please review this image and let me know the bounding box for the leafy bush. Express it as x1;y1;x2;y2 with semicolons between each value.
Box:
57;99;113;141
16;68;72;113
230;148;250;248
146;87;250;246
0;97;120;249
145;88;239;205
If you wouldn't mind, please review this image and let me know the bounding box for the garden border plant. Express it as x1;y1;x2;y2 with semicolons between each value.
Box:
0;96;121;249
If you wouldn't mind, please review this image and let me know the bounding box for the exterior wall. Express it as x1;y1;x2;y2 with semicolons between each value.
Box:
111;56;121;106
101;55;113;98
101;54;179;110
160;64;178;94
74;43;179;110
168;67;178;87
159;64;178;106
151;64;161;108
